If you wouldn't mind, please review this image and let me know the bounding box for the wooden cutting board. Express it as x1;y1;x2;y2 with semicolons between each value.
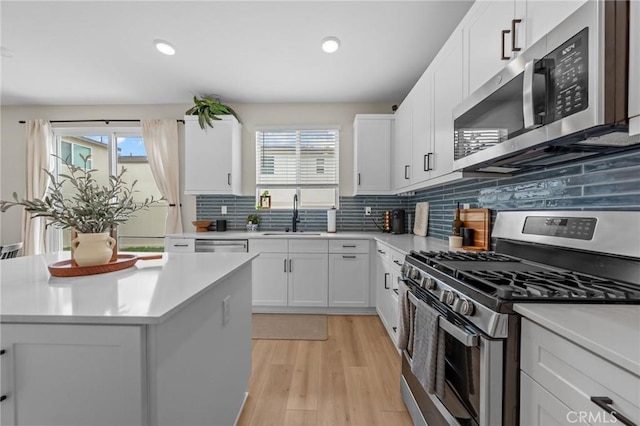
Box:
459;208;490;251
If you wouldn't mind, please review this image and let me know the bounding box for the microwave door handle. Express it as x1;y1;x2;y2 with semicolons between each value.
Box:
523;60;541;130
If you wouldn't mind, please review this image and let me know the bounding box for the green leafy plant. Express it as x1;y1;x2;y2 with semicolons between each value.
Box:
247;214;261;224
185;95;241;130
0;155;162;233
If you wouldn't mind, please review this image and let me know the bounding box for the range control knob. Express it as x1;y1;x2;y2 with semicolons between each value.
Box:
410;269;420;280
439;290;456;305
421;276;436;290
453;298;475;316
400;264;408;276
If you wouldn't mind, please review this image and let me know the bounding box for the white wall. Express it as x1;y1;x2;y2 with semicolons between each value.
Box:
0;101;392;245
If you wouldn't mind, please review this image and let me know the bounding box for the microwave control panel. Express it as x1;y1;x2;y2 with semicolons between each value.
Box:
547;27;589;122
522;216;597;240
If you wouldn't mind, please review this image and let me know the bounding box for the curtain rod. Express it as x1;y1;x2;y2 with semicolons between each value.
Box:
18;119;185;124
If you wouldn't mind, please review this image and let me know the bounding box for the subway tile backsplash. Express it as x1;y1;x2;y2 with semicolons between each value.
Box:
197;151;640;240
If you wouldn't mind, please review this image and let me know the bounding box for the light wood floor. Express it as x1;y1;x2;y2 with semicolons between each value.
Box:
237;315;413;426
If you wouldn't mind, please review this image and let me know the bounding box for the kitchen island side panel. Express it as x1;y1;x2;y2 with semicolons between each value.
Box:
149;263;252;426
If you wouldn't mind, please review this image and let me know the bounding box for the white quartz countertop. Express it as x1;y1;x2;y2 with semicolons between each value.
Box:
167;231;451;254
0;252;257;325
514;303;640;376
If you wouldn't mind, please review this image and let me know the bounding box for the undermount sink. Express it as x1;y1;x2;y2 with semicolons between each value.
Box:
261;232;322;236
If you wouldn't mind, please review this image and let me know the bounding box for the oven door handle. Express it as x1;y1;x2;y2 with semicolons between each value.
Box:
407;290;479;347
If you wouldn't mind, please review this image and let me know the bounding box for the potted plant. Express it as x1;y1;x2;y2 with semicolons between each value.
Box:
246;214;261;232
1;155;161;266
185;95;241;130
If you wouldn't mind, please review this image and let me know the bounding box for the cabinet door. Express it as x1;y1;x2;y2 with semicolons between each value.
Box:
410;72;433;184
0;324;143;426
354;116;392;194
184;116;241;195
464;1;516;96
431;29;464;179
514;0;587;52
252;252;288;306
393;100;413;190
164;237;195;253
520;373;574;426
288;253;329;307
375;258;393;336
329;253;370;308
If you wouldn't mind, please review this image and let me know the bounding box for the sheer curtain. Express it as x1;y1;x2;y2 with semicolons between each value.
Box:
141;119;183;234
23;119;54;255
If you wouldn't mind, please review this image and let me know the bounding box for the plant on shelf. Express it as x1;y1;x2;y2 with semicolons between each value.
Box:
1;155;162;266
246;214;261;232
185;95;241;130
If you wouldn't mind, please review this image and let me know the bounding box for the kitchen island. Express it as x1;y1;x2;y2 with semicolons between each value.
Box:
0;252;257;426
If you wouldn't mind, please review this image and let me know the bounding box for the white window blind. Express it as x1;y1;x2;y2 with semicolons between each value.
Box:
256;128;339;209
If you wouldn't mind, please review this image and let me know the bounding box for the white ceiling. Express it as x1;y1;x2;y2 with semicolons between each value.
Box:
0;1;473;106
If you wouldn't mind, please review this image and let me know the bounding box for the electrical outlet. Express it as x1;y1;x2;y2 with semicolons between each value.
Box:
365;207;372;216
221;206;227;215
463;203;471;209
223;296;231;325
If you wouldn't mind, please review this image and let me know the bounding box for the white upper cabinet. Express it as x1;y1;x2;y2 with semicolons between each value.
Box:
393;98;414;190
410;71;432;185
353;114;394;195
462;0;587;96
430;28;464;180
184;115;242;195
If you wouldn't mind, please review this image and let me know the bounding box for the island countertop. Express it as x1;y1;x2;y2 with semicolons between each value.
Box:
0;252;257;325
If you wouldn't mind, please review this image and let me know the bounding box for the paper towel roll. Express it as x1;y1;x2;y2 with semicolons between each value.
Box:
327;207;336;233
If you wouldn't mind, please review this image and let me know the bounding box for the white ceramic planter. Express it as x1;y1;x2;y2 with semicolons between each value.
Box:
71;232;116;266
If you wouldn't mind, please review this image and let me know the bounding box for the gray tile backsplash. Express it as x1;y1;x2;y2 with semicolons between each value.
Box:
197;151;640;240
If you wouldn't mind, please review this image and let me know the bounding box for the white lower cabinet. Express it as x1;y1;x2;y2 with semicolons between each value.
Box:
0;324;144;426
328;240;370;308
250;239;329;308
164;237;195;253
520;319;640;426
289;253;329;307
374;242;401;342
252;252;288;306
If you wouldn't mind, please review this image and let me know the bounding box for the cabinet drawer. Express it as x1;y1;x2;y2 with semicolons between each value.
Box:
289;239;328;253
164;238;195;253
329;239;370;254
249;239;288;253
521;319;639;424
375;242;391;261
390;248;405;269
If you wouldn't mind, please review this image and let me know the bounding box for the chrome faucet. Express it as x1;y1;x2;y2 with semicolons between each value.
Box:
292;194;299;232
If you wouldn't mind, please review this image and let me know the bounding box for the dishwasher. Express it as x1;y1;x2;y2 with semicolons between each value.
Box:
195;239;248;253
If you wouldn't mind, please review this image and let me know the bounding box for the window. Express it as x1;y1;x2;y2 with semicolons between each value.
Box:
255;127;339;209
52;129;166;252
60;139;92;168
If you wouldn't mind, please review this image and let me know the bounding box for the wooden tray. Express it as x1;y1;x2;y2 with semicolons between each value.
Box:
459;208;491;251
48;254;163;277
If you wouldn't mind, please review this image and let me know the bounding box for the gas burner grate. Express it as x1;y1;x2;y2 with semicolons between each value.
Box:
418;251;517;262
456;269;640;300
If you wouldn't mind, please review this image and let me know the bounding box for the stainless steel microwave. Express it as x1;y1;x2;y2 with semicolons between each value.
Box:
453;0;635;174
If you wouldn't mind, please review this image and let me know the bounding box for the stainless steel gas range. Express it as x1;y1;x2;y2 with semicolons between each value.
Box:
399;211;640;426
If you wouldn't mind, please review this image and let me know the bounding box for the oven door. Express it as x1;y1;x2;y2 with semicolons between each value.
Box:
404;291;505;426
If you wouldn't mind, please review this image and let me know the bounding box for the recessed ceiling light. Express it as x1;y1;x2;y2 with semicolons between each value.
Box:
321;37;340;53
154;39;175;56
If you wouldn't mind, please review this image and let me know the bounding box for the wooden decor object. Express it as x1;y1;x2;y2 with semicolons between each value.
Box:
48;254;162;277
192;220;213;232
459;208;491;251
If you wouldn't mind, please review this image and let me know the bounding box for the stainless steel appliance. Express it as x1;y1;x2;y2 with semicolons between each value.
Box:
195;239;248;253
392;209;406;234
399;211;640;426
453;1;635;174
